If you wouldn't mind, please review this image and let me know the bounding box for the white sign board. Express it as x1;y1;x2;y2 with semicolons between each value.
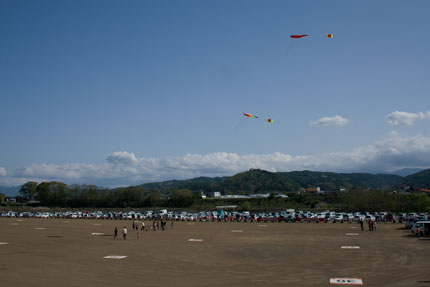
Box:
345;233;359;236
330;278;363;285
103;255;127;259
188;239;203;242
341;246;360;249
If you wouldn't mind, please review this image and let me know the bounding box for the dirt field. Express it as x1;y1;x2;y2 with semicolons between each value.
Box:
0;218;429;287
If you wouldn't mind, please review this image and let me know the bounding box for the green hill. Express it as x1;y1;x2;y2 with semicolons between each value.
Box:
139;176;226;191
138;169;405;193
403;169;430;188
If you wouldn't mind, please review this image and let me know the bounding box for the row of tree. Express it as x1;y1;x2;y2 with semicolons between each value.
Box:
18;181;200;208
15;181;430;212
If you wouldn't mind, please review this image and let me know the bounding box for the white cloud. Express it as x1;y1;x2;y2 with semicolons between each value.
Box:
106;151;138;165
310;115;349;127
0;167;7;177
386;111;430;126
1;133;430;187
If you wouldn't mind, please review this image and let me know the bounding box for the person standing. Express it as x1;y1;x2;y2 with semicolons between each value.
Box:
374;221;377;231
171;220;174;230
123;226;127;240
359;219;364;231
114;227;118;239
141;221;145;232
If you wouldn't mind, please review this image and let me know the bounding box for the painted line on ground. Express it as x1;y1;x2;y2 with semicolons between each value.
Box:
232;230;243;233
103;255;127;259
91;232;104;236
345;233;359;236
34;227;46;230
0;242;8;245
341;246;360;249
188;239;203;242
330;278;363;285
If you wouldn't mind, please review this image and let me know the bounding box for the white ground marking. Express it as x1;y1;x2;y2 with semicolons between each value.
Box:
188;239;203;242
34;228;46;230
232;230;243;232
16;219;23;222
0;242;8;245
91;232;104;236
103;255;127;259
341;246;360;249
330;278;363;285
345;233;359;236
350;226;358;229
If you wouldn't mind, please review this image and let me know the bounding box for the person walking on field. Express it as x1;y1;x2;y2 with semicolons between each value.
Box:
141;221;146;232
123;227;127;240
114;227;118;239
373;221;377;231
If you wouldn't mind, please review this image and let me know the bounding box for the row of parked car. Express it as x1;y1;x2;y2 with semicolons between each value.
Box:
403;213;430;237
2;209;426;224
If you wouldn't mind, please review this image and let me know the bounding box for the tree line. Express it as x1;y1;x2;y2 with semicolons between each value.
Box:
12;181;430;212
18;181;200;208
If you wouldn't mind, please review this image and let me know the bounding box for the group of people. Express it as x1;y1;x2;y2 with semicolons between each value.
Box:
113;220;174;240
359;219;377;231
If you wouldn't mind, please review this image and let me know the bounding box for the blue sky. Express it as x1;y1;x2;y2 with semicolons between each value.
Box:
1;0;430;186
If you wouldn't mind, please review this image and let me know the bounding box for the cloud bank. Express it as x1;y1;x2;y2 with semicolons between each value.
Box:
1;133;430;187
310;115;349;127
386;111;430;126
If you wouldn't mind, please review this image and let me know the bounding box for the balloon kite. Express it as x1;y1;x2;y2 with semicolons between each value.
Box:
326;34;333;38
243;113;259;118
267;119;274;123
290;34;308;39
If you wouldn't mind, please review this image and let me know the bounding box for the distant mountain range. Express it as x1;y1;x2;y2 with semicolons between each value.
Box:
138;168;430;193
0;186;20;197
2;168;430;196
387;168;426;177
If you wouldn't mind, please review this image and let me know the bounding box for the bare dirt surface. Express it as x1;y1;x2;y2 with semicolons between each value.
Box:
0;218;429;287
